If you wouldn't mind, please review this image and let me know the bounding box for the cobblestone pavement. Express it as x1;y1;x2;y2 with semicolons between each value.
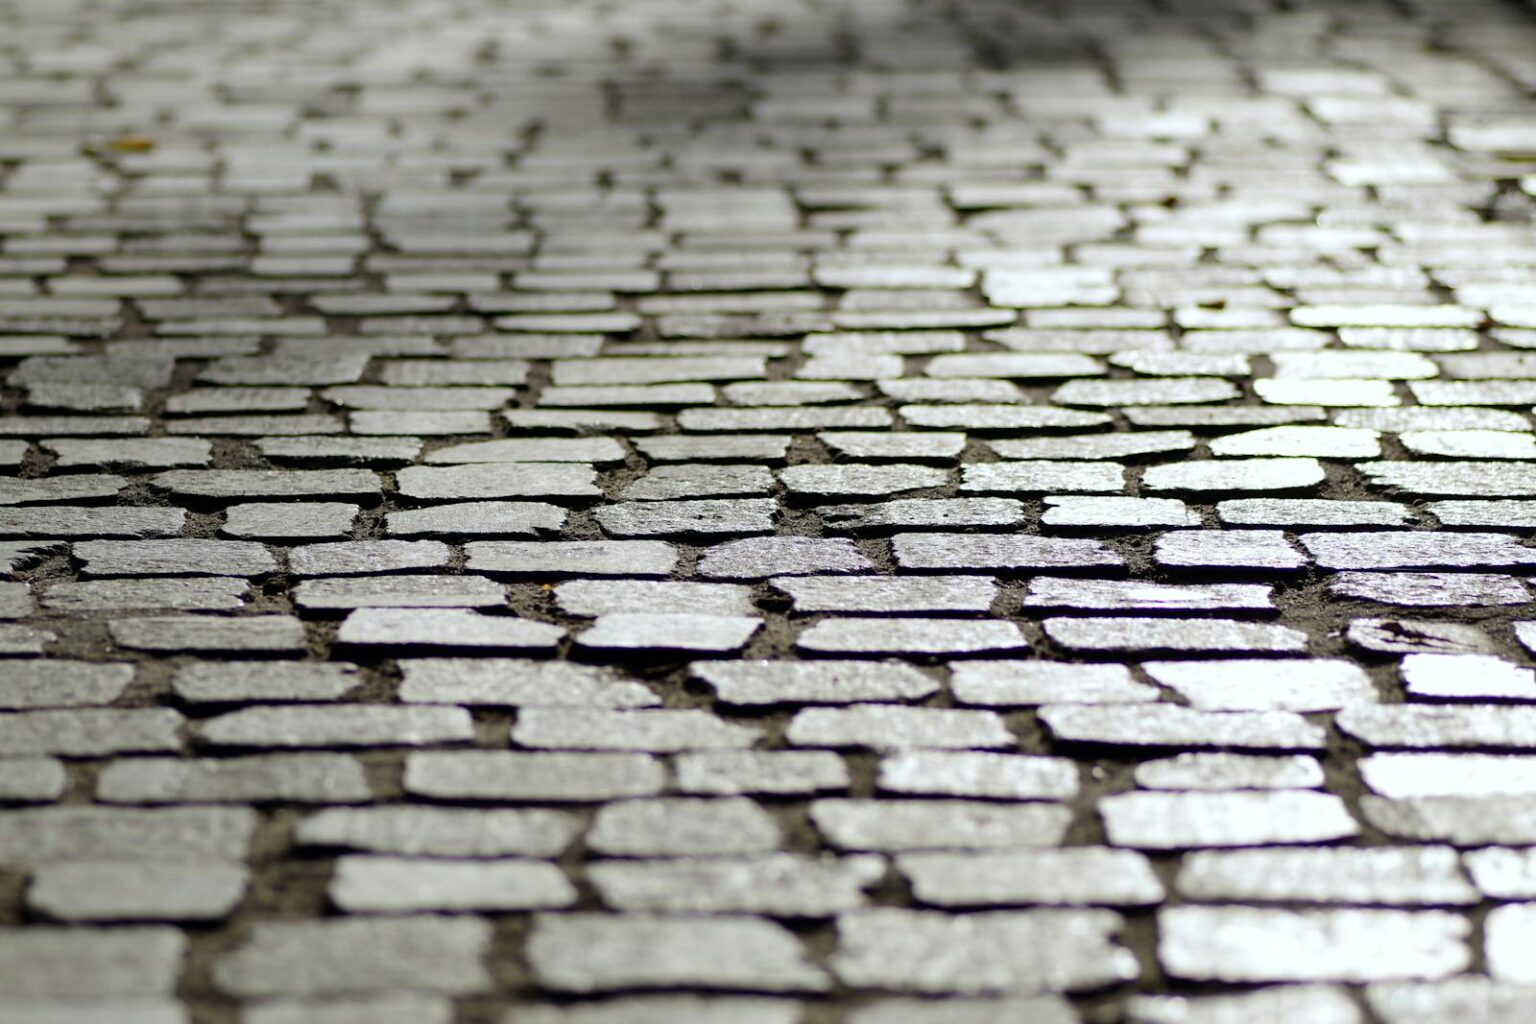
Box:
2;0;1536;1020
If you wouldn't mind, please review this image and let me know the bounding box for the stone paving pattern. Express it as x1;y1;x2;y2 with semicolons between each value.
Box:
2;0;1536;1020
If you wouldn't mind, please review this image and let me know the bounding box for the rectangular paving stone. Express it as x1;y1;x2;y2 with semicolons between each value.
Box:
1364;795;1536;845
1134;753;1324;791
589;853;881;917
697;537;872;579
1428;501;1536;529
620;465;775;502
596;499;776;538
0;579;30;617
551;356;766;386
635;435;792;463
1125;407;1330;430
110;615;306;654
1338;705;1536;748
1339;408;1530;432
1368;978;1536;1024
199;354;370;387
336;609;563;650
297;803;580;858
44;438;211;469
1400;430;1536;460
1128;987;1362;1024
152;469;382;500
811;799;1072;851
288;540;451;576
0;620;53;654
1362;753;1536;799
1401;653;1536;700
0;474;126;505
168;414;344;437
1218;498;1414;528
528;914;828;993
1041;495;1201;529
899;404;1111;431
426;437;625;464
294;576;507;610
1041;704;1325;750
223;503;359;540
576;613;761;653
513;708;759;751
820;498;1026;533
1058;379;1238;407
508;996;799;1024
831;908;1137;993
797;618;1028;656
329;855;575;913
27;861;248;922
397;463;599;501
382;501;568;538
673;750;850;796
1159;907;1469;982
818;431;967;461
1100;791;1359;848
405;751;667;802
1023;578;1273;612
0;756;68;802
75;539;276;578
196;705;473;749
693;660;937;706
98;755;371;804
1360;461;1536;498
0;806;255;866
1143;458;1326;493
1465;848;1536;899
214;917;492;997
1142;658;1377;712
1330;571;1531;606
990;431;1196;461
0;928;187;998
467;540;678;578
244;995;453;1024
682;407;894;431
1300;531;1536;570
960;461;1124;495
898;848;1163;907
877;752;1078;800
782;464;947;498
0;708;183;757
1154;529;1307;571
879;380;1026;404
0;506;185;538
1044;617;1308;654
171;662;358;704
893;533;1121;571
0;660;133;709
926;353;1103;379
950;662;1158;706
1176;846;1476;905
787;706;1014;750
0;416;149;437
399;658;656;708
1208;426;1382;459
257;437;422;466
556;580;755;617
587;797;779;857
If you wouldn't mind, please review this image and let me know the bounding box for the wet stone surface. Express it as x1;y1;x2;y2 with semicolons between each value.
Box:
4;0;1536;1019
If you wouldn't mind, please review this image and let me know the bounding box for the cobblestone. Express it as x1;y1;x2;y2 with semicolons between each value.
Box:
528;915;828;993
